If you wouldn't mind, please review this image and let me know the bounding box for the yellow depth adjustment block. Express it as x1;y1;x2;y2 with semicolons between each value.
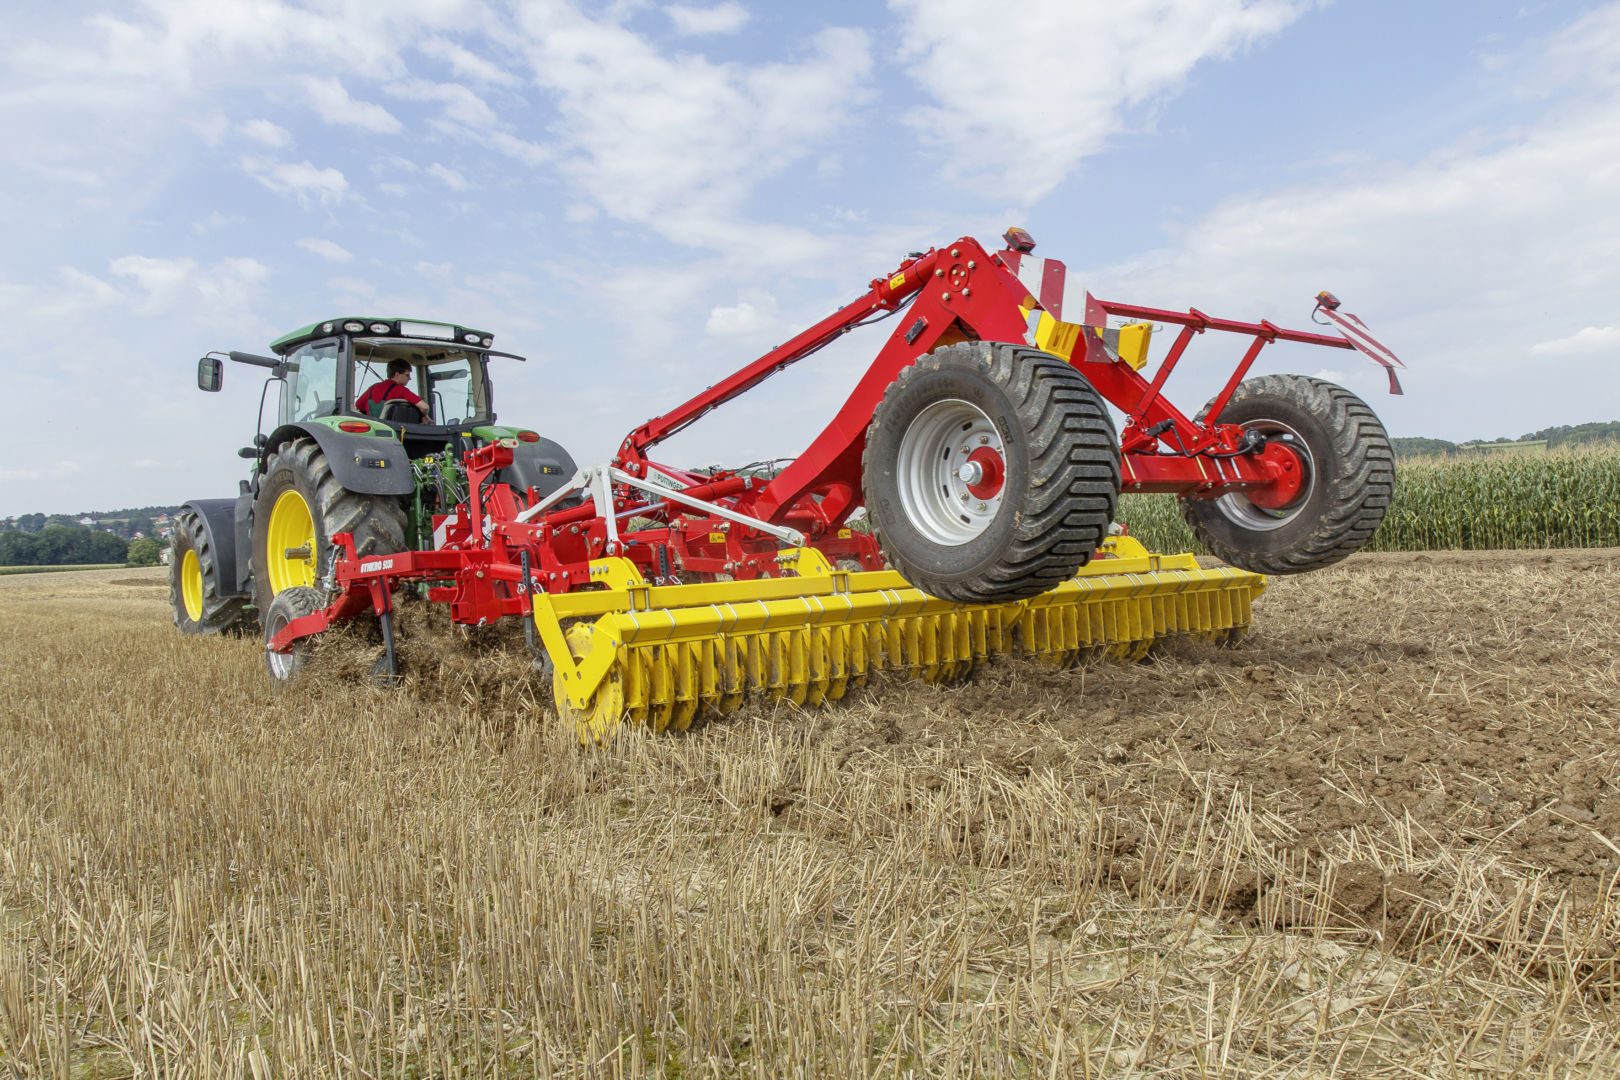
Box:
1115;322;1153;370
534;538;1264;742
1031;311;1154;371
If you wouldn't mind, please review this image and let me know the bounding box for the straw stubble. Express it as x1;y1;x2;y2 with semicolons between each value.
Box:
2;551;1618;1076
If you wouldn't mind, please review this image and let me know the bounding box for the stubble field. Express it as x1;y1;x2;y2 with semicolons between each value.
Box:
2;550;1619;1076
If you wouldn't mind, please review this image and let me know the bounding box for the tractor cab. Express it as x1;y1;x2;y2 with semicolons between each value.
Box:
270;317;509;458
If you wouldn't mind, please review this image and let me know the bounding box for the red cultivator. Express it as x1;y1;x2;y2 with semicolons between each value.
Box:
261;229;1401;738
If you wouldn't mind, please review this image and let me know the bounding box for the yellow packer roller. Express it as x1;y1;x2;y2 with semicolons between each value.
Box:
536;537;1263;741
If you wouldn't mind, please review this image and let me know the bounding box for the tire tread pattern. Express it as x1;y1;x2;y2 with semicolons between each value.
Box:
263;585;330;683
253;437;408;611
169;507;255;635
1181;374;1393;574
865;343;1120;604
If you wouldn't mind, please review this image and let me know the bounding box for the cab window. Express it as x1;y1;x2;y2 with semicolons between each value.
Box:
423;355;487;424
282;341;340;423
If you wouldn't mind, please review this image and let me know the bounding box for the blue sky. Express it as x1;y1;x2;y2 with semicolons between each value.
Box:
2;0;1617;515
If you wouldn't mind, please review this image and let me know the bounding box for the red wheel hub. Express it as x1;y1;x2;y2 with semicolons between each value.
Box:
962;446;1005;500
1248;440;1307;510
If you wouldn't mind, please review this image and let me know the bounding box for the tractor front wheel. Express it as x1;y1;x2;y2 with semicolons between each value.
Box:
1179;374;1393;574
251;437;407;614
863;341;1120;604
169;508;253;636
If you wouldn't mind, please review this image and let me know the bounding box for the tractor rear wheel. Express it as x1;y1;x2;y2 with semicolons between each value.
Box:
251;437;407;614
863;342;1120;603
168;508;253;635
1179;374;1393;574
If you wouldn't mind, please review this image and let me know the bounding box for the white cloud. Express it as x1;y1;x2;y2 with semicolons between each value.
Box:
1530;326;1620;357
108;254;271;313
382;77;549;165
385;79;498;131
301;76;403;134
1094;82;1620;437
328;275;378;303
489;131;548;167
417;36;520;86
705;298;770;336
514;5;872;248
190;110;229;145
295;237;354;263
241;157;349;206
891;0;1304;202
240;118;292;147
667;3;752;35
1521;4;1620;95
426;163;470;190
193;210;244;234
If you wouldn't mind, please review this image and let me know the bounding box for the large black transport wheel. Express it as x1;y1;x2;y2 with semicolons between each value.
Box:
252;436;408;614
169;507;253;636
263;585;327;684
1180;374;1393;575
863;342;1120;604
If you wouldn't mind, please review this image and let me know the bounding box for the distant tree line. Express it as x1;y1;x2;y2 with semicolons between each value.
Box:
1519;422;1620;448
3;506;181;541
1392;420;1620;459
0;526;128;567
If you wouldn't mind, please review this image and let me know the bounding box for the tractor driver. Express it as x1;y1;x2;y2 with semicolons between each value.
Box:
356;360;431;422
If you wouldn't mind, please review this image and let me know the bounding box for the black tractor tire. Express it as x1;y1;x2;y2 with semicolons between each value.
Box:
1179;374;1393;575
263;585;328;684
863;342;1120;604
251;436;408;614
168;508;254;636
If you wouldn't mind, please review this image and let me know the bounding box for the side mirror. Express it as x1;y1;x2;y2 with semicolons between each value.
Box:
197;356;223;392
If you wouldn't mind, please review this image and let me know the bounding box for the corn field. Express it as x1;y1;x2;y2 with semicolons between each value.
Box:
1120;448;1620;554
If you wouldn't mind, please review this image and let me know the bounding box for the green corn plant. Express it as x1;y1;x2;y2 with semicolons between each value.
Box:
1118;447;1620;554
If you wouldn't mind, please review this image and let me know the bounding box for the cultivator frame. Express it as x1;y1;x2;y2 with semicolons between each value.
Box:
265;230;1403;737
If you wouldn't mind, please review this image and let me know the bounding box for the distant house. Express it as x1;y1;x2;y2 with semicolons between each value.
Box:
78;516;95;526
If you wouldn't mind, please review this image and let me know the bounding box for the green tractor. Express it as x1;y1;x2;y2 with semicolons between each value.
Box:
170;317;577;635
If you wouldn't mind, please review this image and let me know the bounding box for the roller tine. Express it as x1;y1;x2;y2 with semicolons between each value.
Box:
668;641;700;731
826;622;849;702
647;646;673;733
786;631;809;706
718;635;744;715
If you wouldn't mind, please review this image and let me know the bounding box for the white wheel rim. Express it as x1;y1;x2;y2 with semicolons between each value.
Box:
1215;419;1316;531
267;645;296;680
895;398;1007;546
265;610;301;680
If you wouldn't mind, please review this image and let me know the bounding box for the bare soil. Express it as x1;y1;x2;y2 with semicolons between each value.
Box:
837;550;1619;942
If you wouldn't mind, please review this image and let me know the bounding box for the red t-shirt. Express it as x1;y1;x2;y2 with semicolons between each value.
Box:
357;378;422;417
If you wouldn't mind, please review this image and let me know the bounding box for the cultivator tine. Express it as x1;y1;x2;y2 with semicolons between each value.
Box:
537;539;1265;743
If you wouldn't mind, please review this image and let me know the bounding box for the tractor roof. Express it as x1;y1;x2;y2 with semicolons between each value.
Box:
270;317;495;355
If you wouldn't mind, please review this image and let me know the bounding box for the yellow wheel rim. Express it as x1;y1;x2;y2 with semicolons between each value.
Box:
180;549;204;622
266;488;317;595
